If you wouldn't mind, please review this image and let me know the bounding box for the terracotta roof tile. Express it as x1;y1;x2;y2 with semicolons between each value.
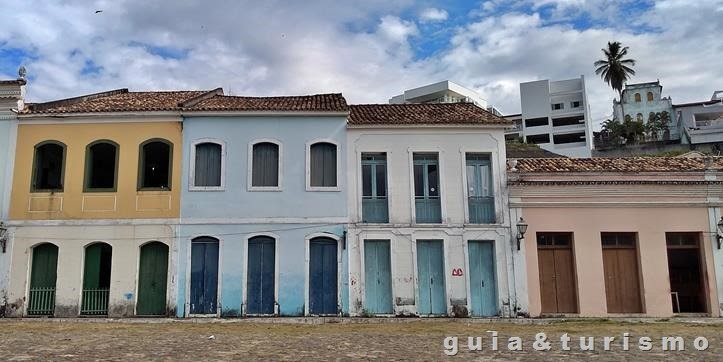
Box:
512;157;723;173
186;93;348;112
23;89;205;114
349;103;511;126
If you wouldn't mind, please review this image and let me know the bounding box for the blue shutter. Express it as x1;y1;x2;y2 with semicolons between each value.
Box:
252;143;279;187
246;236;276;314
310;143;337;187
309;238;338;314
469;240;498;316
413;154;441;223
195;143;222;187
364;240;393;314
466;154;495;223
361;153;389;223
416;240;446;315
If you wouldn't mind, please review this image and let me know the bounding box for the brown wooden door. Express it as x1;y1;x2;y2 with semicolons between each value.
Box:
537;233;578;314
601;233;642;313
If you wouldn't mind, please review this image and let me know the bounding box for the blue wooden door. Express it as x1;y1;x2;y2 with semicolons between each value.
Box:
364;240;393;314
468;240;498;316
247;236;276;314
309;238;338;315
190;237;219;315
416;240;446;315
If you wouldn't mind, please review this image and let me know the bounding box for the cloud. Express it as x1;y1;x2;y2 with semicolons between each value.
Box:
419;8;449;22
0;0;721;130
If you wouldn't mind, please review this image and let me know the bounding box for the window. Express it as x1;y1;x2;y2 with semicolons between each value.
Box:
634;93;641;102
571;101;581;108
647;92;654;102
552;115;584;127
84;141;118;191
466;153;494;224
309;142;337;189
413;153;441;224
524;117;549;128
601;232;636;247
636;113;643;122
551;103;564;110
251;142;280;188
139;139;172;190
32;141;66;192
553;132;586;145
361;153;388;223
192;142;223;189
525;133;550;144
536;232;572;247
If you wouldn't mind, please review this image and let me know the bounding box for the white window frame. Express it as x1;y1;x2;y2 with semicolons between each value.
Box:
189;138;226;191
248;138;283;192
306;138;341;192
407;148;446;225
460;149;499;225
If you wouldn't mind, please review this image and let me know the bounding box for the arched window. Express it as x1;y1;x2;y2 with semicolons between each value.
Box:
647;92;654;102
138;139;172;190
84;140;118;191
193;142;223;188
309;142;337;188
636;113;643;122
32;141;66;192
251;142;280;188
634;93;641;102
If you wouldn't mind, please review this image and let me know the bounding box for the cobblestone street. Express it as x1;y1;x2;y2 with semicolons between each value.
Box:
1;318;721;360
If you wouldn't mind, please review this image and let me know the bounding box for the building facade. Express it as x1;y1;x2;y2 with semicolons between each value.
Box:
4;89;198;317
515;76;593;158
509;157;722;317
346;103;523;317
675;91;723;149
613;81;679;142
176;92;350;317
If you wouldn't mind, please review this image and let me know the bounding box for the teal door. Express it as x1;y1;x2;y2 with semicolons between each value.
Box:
309;238;338;315
468;240;498;316
416;240;446;315
28;243;58;315
466;154;495;224
81;243;112;315
413;154;441;223
364;240;393;314
137;242;169;316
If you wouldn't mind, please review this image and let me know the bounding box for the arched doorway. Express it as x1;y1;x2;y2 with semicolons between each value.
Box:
28;243;59;315
137;242;169;316
81;242;112;315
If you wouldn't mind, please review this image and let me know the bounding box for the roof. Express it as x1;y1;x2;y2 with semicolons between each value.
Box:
673;99;723;108
21;88;349;115
506;143;565;159
0;79;26;86
348;103;511;126
185;93;348;112
510;157;723;173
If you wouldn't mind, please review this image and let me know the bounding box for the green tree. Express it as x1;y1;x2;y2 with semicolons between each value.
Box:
594;41;636;120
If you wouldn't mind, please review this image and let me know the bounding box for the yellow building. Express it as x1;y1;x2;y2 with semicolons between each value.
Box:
6;88;209;317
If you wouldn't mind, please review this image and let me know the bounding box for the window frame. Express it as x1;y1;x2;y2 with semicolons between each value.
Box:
137;138;174;191
189;138;226;192
634;93;641;103
409;150;445;225
305;138;341;192
83;140;120;193
248;138;283;192
360;151;389;224
30;140;67;193
462;152;496;225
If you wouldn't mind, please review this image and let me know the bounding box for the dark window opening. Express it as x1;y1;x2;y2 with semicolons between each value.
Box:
552;115;584;127
33;142;65;191
85;142;117;190
526;133;550;144
252;142;279;187
666;233;705;313
524;117;549;128
553;132;586;144
551;103;564;110
194;142;222;187
505;133;521;141
140;140;171;189
647;92;654;102
310;142;337;187
571;101;581;108
536;232;572;247
601;232;636;247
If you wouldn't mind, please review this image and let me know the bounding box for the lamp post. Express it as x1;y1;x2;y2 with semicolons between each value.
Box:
717;216;723;250
516;217;528;251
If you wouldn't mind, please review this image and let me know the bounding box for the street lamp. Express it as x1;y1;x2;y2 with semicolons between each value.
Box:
516;217;528;251
717;216;723;250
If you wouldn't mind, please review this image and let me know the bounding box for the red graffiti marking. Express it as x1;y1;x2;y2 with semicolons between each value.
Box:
452;268;464;276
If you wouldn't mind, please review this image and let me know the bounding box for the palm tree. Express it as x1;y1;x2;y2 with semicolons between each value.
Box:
594;41;636;120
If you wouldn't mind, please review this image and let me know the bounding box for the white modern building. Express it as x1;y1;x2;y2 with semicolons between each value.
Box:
510;76;593;158
675;90;723;149
389;80;502;116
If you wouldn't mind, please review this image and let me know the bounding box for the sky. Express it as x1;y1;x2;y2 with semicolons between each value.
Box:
0;0;721;128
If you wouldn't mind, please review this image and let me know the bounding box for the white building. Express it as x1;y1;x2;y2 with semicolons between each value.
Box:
510;76;593;158
675;90;723;149
346;103;524;318
389;80;502;115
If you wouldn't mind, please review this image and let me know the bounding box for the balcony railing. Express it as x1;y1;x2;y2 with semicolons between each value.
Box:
81;288;110;315
362;198;389;223
28;287;56;315
415;198;441;223
468;197;495;224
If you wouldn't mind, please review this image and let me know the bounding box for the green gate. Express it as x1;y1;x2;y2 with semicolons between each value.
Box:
136;242;169;315
81;243;112;315
28;243;58;315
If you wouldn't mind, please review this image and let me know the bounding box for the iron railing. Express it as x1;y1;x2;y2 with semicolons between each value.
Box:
415;198;441;223
27;287;55;315
468;197;495;224
362;198;389;223
81;288;110;315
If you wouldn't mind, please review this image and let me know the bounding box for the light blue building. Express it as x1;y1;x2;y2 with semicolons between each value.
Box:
612;81;679;142
176;90;350;317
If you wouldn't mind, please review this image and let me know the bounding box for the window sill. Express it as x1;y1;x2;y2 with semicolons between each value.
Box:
248;186;282;192
83;189;117;193
137;188;172;193
306;186;341;192
30;189;64;194
189;186;225;192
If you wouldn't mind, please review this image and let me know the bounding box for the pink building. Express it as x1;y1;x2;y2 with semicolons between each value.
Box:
509;157;723;317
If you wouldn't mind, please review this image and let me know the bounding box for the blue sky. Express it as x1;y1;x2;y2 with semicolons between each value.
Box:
0;0;721;125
